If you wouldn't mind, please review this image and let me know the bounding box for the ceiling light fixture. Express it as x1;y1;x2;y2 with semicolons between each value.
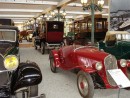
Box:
81;0;104;45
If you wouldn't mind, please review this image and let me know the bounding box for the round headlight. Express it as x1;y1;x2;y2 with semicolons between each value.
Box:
120;59;127;67
95;62;103;71
4;55;19;70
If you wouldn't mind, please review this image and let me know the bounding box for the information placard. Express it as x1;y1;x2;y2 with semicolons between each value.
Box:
108;69;130;88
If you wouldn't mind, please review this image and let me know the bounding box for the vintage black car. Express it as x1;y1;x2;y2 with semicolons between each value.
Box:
0;26;19;57
0;25;42;98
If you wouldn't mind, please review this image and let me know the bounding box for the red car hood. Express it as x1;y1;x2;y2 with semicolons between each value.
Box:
74;46;109;61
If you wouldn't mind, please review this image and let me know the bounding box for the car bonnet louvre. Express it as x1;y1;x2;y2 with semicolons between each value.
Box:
0;54;5;70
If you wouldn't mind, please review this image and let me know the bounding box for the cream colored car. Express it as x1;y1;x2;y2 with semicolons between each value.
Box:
26;30;33;42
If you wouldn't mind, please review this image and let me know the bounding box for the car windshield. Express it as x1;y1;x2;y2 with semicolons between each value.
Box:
0;30;16;42
116;34;130;41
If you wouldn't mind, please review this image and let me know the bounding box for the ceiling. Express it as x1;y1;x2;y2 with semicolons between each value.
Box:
0;0;109;24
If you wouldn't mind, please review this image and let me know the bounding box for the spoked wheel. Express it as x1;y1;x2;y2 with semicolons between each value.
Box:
41;42;45;54
77;71;94;98
50;53;57;73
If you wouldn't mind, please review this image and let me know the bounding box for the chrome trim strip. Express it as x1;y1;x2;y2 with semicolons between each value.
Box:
104;54;118;86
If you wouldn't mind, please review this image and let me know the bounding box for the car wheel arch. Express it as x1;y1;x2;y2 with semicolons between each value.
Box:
49;50;61;67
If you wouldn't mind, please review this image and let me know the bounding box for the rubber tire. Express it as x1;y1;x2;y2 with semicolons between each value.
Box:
60;42;65;47
28;85;38;97
35;46;37;50
41;42;45;54
50;52;57;73
34;42;37;50
77;71;94;98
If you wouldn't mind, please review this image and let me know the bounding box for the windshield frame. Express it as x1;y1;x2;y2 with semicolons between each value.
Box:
0;29;16;42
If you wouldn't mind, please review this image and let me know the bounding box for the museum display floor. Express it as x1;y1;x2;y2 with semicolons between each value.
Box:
19;41;130;98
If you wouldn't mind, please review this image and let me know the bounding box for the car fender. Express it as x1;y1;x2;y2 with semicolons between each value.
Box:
11;62;42;94
127;60;130;67
83;67;97;73
49;50;61;67
77;64;97;73
117;60;127;76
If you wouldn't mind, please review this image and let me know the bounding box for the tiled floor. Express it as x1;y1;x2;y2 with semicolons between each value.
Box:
19;46;130;98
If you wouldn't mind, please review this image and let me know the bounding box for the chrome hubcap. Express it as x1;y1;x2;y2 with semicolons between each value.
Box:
78;75;89;96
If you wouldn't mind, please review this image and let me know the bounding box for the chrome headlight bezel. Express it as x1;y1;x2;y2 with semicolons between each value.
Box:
120;59;127;67
4;55;19;70
95;62;103;71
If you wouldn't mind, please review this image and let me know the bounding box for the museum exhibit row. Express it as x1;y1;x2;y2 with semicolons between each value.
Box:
0;0;130;98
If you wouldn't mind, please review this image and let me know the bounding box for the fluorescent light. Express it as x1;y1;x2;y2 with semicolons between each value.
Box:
66;11;89;15
102;13;109;16
103;6;109;9
0;9;43;12
68;3;109;9
0;15;34;17
65;16;74;18
68;3;82;7
53;10;89;15
0;1;58;5
14;22;24;24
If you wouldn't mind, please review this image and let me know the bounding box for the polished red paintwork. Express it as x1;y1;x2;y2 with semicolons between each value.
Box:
51;45;128;89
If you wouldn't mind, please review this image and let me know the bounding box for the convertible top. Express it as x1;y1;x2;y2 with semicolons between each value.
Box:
0;25;19;32
104;31;130;41
106;31;129;36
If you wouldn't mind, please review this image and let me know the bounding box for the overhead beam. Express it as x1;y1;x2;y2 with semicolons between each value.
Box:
34;5;56;18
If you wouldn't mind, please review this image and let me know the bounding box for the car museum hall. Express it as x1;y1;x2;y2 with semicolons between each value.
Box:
0;0;130;98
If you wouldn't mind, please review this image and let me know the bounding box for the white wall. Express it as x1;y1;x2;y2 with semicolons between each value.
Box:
110;0;130;12
15;23;23;31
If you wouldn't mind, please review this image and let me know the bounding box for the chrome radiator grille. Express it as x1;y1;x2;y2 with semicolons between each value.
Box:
0;54;9;86
0;54;5;70
104;55;118;86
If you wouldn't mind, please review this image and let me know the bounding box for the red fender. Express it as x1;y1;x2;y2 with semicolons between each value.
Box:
50;50;61;67
117;60;127;76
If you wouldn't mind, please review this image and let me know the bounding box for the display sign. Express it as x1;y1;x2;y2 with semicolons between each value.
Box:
108;69;130;88
110;0;130;32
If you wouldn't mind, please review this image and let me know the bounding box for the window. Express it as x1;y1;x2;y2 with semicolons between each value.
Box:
53;24;58;29
0;30;16;42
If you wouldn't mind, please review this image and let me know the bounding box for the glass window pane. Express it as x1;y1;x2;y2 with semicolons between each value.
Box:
0;30;15;41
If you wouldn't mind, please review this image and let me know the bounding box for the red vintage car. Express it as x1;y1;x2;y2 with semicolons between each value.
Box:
49;45;130;98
